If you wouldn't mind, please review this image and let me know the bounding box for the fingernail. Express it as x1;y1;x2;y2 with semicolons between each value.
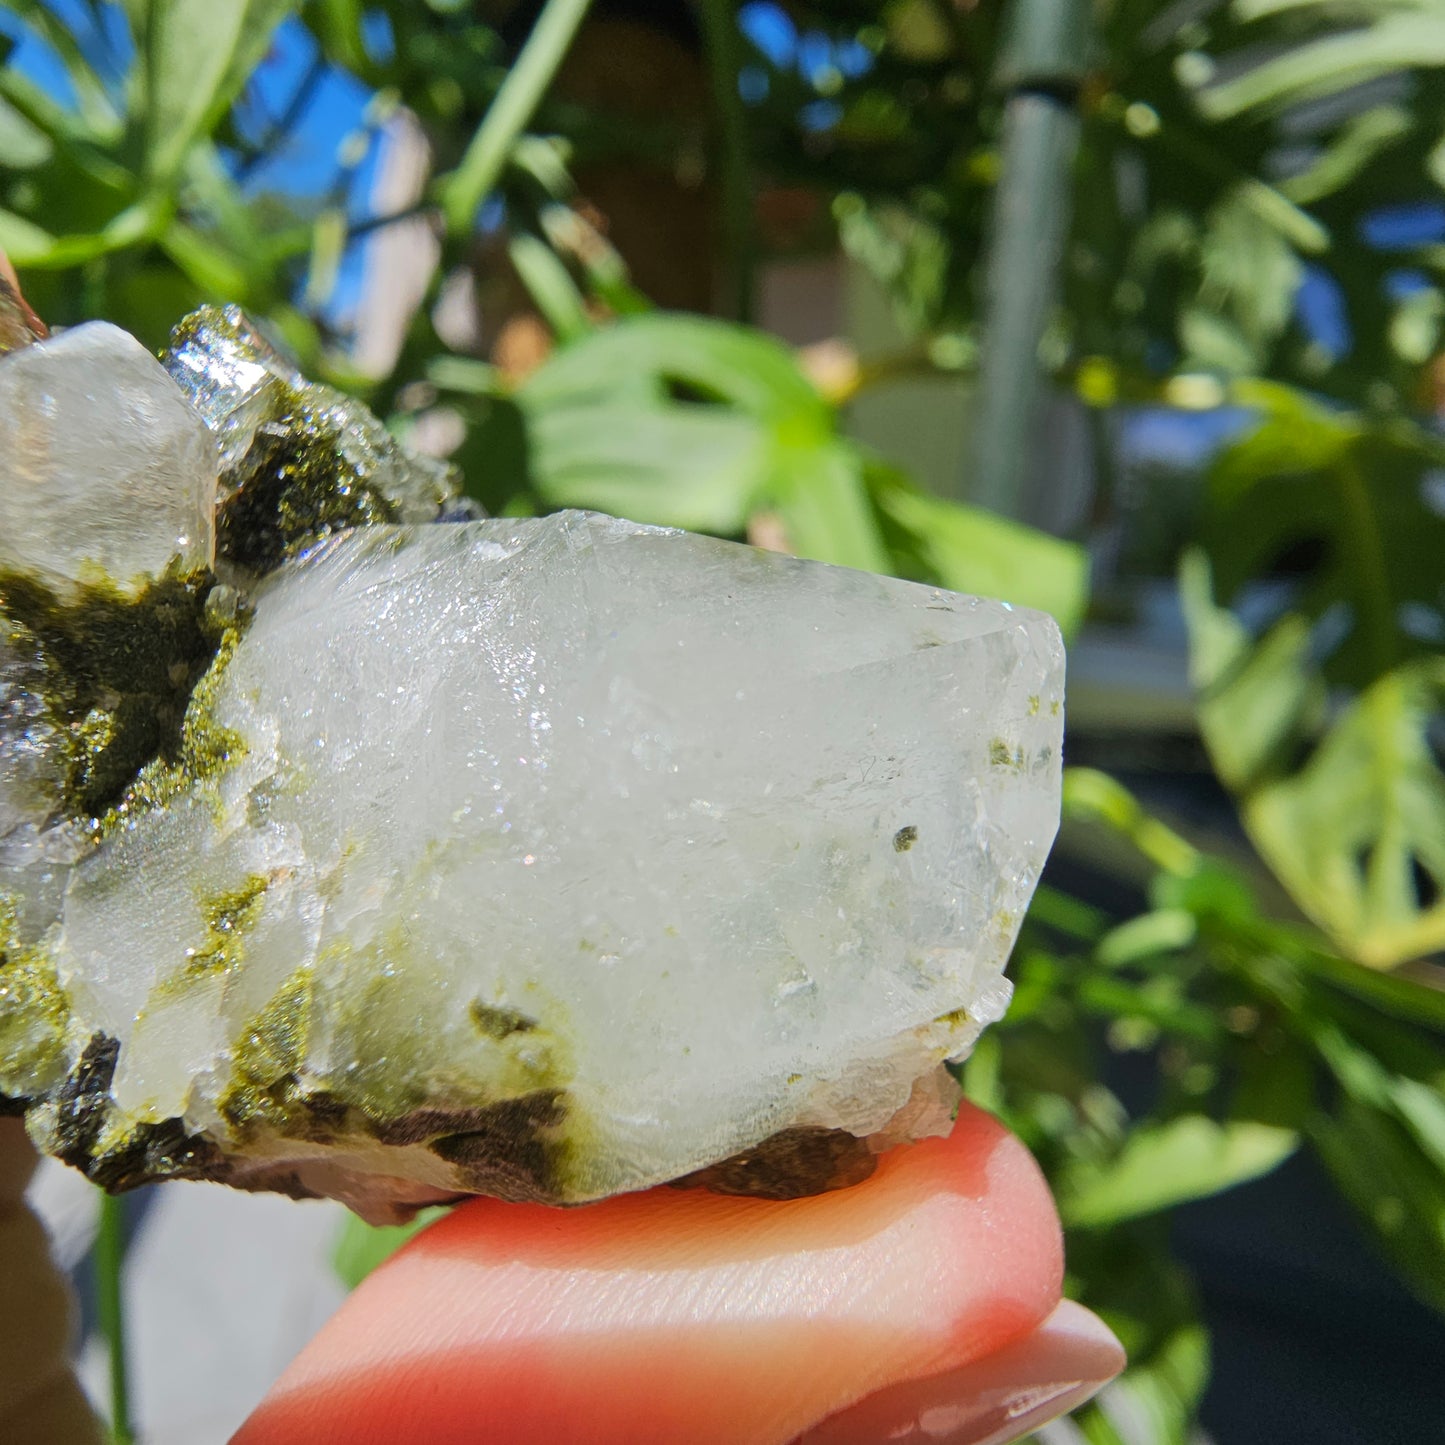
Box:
796;1299;1125;1445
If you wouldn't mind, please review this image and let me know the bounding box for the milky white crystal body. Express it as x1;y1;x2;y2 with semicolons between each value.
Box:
0;323;216;596
42;512;1063;1210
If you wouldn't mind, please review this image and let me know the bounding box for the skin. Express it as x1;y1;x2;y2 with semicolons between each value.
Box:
0;1121;105;1444
0;251;1122;1442
235;1103;1122;1445
0;249;47;352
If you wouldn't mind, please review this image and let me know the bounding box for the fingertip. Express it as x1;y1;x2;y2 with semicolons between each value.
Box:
794;1300;1125;1445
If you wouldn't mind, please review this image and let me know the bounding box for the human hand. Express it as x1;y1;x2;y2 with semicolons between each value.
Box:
235;1102;1123;1445
0;1119;107;1444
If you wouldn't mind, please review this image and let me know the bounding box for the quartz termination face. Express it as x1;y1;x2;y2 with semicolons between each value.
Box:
0;312;1064;1223
0;323;216;597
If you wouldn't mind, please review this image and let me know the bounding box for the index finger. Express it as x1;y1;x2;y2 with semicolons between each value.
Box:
235;1102;1121;1445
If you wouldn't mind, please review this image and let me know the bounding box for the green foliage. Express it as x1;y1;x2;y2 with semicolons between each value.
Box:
333;1206;445;1290
437;310;1090;622
1058;1114;1299;1229
1184;554;1445;966
137;0;298;184
974;769;1445;1435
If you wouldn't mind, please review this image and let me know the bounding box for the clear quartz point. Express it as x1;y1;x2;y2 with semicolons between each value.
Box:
9;509;1063;1220
0;322;216;597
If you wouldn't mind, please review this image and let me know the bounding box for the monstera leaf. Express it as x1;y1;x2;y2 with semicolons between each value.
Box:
1199;384;1445;692
1184;553;1445;968
516;314;1089;628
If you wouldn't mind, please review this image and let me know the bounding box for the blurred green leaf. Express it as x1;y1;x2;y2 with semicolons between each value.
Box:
309;0;373;80
1184;553;1445;967
1182;187;1305;372
1028;884;1109;942
523;314;826;422
0;195;164;268
1389;284;1445;365
519;314;821;528
526;399;768;532
1281;104;1414;206
332;1207;446;1291
1065;1226;1210;1445
0;207;59;263
1309;1017;1445;1162
0;62;109;151
1077;971;1222;1045
1312;1099;1445;1314
1247;659;1445;967
1150;860;1260;929
1198;387;1445;690
436;0;592;233
517;315;896;564
6;0;121;142
0;94;54;169
774;443;890;573
1059;1115;1299;1228
160;218;251;298
509;231;591;343
138;0;296;182
1095;909;1198;969
1282;937;1445;1033
1063;770;1201;877
1181;558;1321;794
1197;15;1445;120
872;471;1089;634
1085;1319;1211;1445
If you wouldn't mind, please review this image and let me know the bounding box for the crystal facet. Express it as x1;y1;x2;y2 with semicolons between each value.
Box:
0;322;216;597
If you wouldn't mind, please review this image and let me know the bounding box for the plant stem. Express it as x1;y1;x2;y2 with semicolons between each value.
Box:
438;0;594;236
1335;450;1395;676
95;1192;133;1445
698;0;755;324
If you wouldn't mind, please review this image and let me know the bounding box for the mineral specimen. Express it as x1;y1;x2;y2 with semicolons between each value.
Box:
1;311;1064;1223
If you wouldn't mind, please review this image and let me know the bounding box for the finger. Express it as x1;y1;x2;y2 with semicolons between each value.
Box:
796;1299;1123;1444
0;246;48;343
236;1103;1073;1445
0;1120;106;1445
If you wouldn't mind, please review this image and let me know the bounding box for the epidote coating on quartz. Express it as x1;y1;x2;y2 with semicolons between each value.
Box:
164;306;456;573
0;322;216;597
1;310;1064;1222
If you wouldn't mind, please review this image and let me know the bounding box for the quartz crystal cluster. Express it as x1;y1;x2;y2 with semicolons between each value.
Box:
0;309;1064;1222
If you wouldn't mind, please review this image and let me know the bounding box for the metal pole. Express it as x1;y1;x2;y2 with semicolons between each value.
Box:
968;0;1089;519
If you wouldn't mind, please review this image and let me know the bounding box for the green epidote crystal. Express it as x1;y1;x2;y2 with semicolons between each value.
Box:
0;565;221;822
165;306;458;573
0;895;69;1100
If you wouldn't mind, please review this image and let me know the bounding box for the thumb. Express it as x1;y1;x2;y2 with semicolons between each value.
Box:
0;1119;106;1444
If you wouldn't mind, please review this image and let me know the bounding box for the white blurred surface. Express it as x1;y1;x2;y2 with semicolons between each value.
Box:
30;1168;347;1444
